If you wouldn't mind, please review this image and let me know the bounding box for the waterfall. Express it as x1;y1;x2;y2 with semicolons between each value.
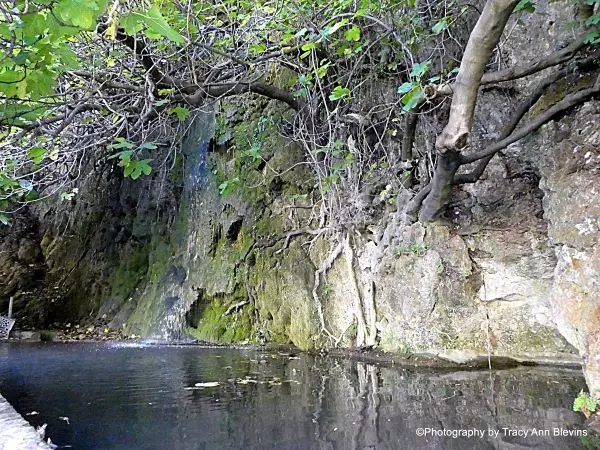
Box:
154;110;217;340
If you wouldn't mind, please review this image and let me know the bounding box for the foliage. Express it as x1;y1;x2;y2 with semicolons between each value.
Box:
395;242;429;256
0;0;598;226
574;391;599;418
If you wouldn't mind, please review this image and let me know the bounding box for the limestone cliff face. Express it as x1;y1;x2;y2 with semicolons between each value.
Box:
0;1;599;394
513;101;600;395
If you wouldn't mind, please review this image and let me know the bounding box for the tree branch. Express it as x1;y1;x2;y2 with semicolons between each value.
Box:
401;108;419;161
435;0;520;154
420;0;519;222
481;35;588;85
460;77;600;165
454;69;563;183
185;81;301;111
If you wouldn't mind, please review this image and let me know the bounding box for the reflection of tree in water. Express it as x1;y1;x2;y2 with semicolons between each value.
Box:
0;345;588;449
311;359;586;450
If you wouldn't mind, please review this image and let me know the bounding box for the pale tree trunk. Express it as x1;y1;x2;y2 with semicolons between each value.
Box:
419;0;519;222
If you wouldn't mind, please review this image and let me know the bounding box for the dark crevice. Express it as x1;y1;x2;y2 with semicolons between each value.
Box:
226;217;244;242
185;288;206;328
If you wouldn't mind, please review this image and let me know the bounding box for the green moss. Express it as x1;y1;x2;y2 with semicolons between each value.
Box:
106;242;151;301
187;292;254;343
508;325;572;353
249;241;318;350
531;74;597;117
439;332;487;353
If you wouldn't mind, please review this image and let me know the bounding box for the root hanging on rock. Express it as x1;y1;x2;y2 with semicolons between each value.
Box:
343;233;370;348
223;300;250;316
312;239;344;346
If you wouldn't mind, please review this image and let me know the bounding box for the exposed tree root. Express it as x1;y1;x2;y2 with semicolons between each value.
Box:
223;300;250;316
312;239;344;345
343;233;369;348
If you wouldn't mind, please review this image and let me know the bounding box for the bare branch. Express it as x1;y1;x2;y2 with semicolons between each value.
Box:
481;35;588;85
186;81;301;111
460;77;600;164
454;69;564;183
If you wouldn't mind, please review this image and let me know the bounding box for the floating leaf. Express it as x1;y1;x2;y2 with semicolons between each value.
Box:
194;381;220;387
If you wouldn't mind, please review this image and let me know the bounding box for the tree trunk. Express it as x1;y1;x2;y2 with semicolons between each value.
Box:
419;0;519;221
418;150;461;222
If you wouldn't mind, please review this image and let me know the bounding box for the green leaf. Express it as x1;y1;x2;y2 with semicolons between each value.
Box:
134;5;185;45
583;31;600;44
344;26;361;42
329;86;351;101
28;147;46;165
585;13;600;26
124;163;134;178
60;188;78;201
397;82;414;94
293;88;308;98
139;159;153;176
401;86;424;112
249;43;266;55
432;17;449;34
110;150;133;164
514;0;536;13
322;19;348;38
19;180;33;191
121;14;144;35
0;213;10;226
218;177;239;195
109;138;135;150
170;106;190;121
140;142;158;150
409;61;430;79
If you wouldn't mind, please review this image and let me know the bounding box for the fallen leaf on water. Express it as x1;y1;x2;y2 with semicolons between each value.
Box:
194;381;220;388
59;416;70;424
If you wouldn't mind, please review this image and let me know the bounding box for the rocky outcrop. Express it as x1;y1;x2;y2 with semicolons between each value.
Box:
0;211;46;326
0;1;598;398
508;100;600;395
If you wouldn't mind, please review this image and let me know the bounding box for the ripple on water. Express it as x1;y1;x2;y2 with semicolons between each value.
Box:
0;342;589;450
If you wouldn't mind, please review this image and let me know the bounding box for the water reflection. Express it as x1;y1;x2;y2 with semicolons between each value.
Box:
0;343;587;449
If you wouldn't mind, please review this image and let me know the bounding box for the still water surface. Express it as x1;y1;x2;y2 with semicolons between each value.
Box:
0;342;589;449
